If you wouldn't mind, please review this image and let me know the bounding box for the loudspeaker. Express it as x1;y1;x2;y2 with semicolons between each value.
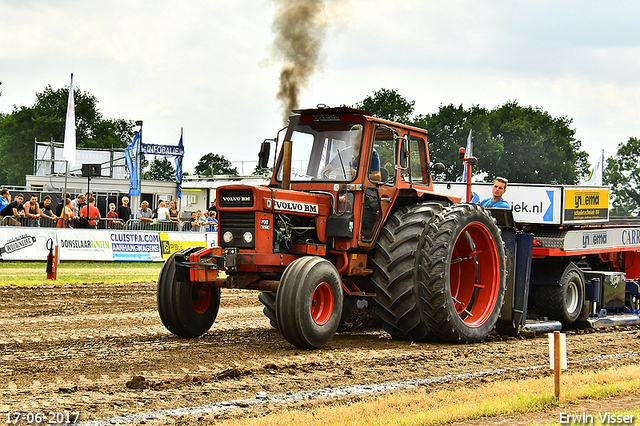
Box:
81;163;101;177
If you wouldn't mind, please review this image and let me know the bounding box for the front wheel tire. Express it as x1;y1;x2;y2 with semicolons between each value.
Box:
157;253;221;337
276;257;344;349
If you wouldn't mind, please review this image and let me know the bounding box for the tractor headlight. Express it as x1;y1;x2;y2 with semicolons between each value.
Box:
243;232;254;244
223;231;234;243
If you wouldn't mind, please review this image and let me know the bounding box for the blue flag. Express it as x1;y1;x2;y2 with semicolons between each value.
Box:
125;131;141;196
174;135;184;198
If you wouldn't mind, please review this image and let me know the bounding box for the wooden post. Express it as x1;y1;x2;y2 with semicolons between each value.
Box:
554;330;561;399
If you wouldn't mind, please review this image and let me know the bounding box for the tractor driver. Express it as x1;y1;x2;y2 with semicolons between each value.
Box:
322;124;382;181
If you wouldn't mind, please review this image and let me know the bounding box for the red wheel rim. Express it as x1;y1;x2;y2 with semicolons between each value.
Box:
190;282;212;315
311;282;334;325
449;222;500;327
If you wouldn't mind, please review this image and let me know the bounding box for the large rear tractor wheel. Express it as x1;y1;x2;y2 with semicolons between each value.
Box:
371;203;505;343
275;256;344;349
371;203;446;341
421;204;506;342
534;262;585;326
157;252;221;337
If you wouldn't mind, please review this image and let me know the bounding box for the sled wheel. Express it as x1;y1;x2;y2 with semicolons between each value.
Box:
421;204;506;342
157;251;221;337
276;256;343;349
534;263;585;326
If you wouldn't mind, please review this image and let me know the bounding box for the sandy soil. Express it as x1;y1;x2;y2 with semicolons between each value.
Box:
1;282;639;425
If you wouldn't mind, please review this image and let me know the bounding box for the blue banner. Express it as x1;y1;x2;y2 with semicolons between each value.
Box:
125;131;141;196
141;143;185;156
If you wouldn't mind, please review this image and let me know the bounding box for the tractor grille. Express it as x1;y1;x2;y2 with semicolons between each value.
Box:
219;211;256;249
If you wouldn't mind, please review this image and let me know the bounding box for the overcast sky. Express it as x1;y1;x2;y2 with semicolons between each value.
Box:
1;0;638;176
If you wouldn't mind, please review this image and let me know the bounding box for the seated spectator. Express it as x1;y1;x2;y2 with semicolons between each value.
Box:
106;203;123;228
156;201;171;222
57;198;74;228
0;188;10;210
40;195;59;227
138;201;154;227
0;193;25;226
81;196;101;229
23;195;41;227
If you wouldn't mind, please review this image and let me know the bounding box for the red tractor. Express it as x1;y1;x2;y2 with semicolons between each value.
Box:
157;106;506;348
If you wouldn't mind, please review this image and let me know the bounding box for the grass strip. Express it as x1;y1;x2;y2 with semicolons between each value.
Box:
0;261;163;286
215;364;640;426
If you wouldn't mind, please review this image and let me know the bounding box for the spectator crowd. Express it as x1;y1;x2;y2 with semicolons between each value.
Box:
0;189;217;232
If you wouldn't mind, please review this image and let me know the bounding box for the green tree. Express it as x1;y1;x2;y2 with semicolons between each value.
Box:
413;101;590;184
194;153;238;176
0;84;135;185
413;104;495;181
354;88;415;124
143;157;176;182
252;164;272;176
604;137;640;216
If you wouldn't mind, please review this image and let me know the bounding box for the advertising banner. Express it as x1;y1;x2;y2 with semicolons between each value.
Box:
563;187;609;224
0;228;56;260
0;228;213;262
433;182;562;225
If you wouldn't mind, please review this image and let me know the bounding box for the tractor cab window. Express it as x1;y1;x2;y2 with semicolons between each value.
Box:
400;135;430;186
275;122;364;182
371;127;396;184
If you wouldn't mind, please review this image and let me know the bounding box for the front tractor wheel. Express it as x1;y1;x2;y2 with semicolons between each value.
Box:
276;257;344;349
157;252;221;337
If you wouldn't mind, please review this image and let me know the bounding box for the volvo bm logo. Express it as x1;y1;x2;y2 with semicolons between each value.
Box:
223;196;251;202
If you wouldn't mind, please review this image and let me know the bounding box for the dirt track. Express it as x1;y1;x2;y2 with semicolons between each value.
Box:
1;282;639;425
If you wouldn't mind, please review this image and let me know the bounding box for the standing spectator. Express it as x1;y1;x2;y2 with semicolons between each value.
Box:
0;189;10;210
70;194;86;227
138;201;154;227
0;194;25;226
23;195;41;227
81;196;101;229
204;210;218;232
156;201;171;222
57;198;74;228
56;192;71;217
40;195;59;227
168;199;180;222
186;211;199;231
117;196;132;225
106;203;122;228
209;210;218;232
207;200;217;215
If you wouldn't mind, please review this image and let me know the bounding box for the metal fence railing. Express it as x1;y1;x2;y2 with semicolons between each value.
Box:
0;216;216;232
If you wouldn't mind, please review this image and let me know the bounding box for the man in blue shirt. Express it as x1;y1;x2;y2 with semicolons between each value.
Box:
0;189;10;210
479;177;510;209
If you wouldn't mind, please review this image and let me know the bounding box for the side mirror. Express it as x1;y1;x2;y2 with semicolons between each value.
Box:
258;141;271;169
432;162;445;174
